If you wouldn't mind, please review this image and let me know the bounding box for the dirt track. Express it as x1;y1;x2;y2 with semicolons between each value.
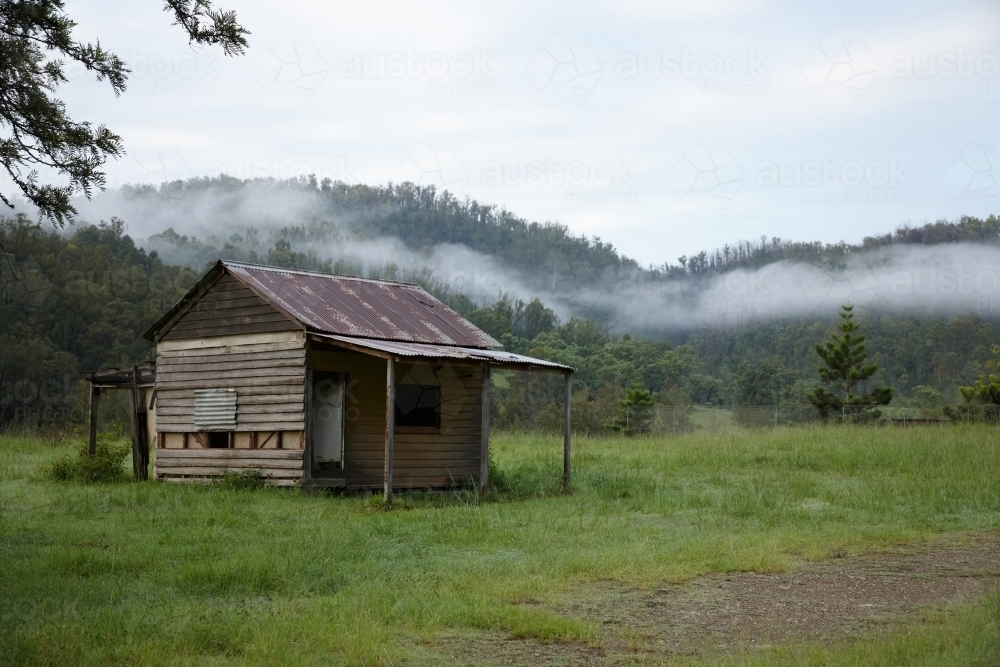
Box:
440;533;1000;665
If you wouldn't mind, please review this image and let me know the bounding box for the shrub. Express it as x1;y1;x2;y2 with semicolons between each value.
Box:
47;440;130;483
213;469;267;491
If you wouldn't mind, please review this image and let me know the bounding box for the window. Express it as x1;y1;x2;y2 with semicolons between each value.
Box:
394;383;441;428
207;431;231;448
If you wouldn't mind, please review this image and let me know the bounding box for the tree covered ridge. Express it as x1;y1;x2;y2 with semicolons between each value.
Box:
2;195;1000;430
134;176;999;288
0;215;197;424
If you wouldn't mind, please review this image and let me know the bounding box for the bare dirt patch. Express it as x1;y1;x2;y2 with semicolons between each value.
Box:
435;533;1000;666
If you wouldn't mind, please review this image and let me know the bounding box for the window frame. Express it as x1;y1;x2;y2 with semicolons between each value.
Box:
394;382;442;432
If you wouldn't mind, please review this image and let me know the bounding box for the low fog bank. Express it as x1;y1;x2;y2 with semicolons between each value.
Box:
68;183;1000;332
73;182;555;316
604;243;1000;331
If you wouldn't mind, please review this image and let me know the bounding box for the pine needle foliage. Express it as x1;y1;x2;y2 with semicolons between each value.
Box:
808;305;893;418
0;1;247;227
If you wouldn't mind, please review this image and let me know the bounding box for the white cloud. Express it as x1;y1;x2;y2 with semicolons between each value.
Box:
23;0;997;267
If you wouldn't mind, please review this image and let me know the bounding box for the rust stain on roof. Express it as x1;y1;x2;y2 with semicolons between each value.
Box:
224;262;500;349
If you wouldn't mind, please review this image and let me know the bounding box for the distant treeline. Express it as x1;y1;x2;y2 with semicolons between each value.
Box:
2;211;999;432
659;215;1000;277
119;177;1000;333
131;177;999;284
0;217;196;427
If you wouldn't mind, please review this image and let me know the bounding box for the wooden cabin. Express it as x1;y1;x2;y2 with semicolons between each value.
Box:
142;261;573;496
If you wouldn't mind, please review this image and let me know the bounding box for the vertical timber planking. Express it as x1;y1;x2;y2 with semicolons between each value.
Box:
302;368;313;491
131;366;150;481
480;365;490;494
384;357;395;503
88;386;100;456
563;372;572;490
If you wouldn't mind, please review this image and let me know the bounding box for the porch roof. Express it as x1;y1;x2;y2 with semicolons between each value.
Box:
309;333;573;375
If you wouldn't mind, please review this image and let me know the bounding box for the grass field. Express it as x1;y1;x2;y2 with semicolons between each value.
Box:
1;426;999;666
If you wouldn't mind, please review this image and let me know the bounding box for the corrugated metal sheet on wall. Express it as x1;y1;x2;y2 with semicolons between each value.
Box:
194;389;237;430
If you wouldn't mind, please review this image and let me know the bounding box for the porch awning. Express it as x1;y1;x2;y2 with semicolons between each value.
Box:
309;333;573;374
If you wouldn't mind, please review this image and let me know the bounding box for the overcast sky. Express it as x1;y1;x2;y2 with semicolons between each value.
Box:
40;0;1000;264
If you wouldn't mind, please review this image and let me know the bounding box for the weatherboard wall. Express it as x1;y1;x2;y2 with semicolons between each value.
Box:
307;344;484;489
154;330;307;435
158;272;302;341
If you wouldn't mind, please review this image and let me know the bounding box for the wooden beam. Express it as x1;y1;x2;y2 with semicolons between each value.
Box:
301;369;313;491
384;357;395;503
130;366;149;481
563;372;572;490
87;386;100;456
480;365;490;494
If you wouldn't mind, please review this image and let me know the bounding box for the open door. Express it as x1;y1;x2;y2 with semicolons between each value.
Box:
311;371;346;472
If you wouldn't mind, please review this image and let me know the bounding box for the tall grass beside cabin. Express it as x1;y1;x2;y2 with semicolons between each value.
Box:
1;425;998;665
45;439;129;483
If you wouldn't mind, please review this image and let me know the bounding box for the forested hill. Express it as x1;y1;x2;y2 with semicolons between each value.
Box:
2;178;999;430
88;177;1000;306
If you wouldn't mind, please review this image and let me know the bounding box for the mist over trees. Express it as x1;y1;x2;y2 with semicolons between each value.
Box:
66;177;996;339
114;177;1000;282
2;202;999;432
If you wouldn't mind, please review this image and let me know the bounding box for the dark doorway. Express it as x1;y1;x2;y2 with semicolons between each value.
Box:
311;371;346;470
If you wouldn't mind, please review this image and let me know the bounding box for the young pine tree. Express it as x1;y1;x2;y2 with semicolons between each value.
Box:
807;305;892;418
959;345;1000;407
607;382;655;435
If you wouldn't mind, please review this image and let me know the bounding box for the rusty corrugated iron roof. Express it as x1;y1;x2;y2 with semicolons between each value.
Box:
311;334;572;373
223;262;501;348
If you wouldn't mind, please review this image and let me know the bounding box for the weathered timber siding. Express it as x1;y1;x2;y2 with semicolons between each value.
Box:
307;344;483;489
160;272;302;341
154;448;303;486
144;387;157;445
156;331;307;433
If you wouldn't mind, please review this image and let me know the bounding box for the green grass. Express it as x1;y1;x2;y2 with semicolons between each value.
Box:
1;425;999;665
